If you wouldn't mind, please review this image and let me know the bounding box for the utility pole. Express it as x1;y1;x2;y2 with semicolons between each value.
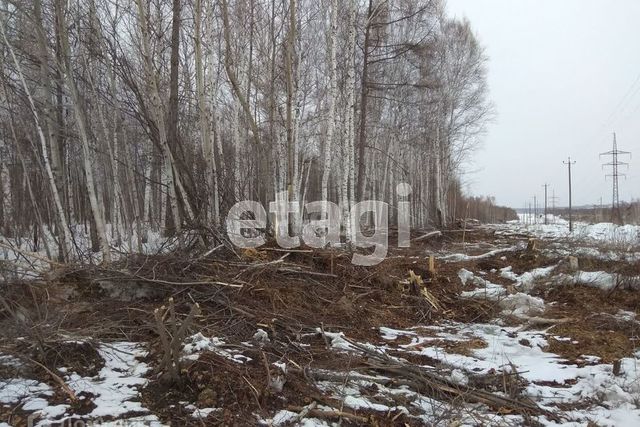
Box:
542;183;550;225
599;196;603;223
600;132;631;224
563;157;576;232
550;190;560;223
533;196;537;224
528;202;532;225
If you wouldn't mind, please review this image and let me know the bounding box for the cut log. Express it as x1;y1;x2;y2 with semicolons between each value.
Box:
413;231;442;241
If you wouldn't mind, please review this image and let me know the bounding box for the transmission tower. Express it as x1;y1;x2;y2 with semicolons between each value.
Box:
600;132;631;224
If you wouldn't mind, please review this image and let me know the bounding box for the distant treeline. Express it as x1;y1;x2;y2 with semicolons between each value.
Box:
552;200;640;225
449;192;519;225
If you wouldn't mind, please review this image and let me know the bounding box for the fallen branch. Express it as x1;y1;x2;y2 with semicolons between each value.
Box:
29;358;78;403
262;248;314;253
124;275;243;288
340;336;554;419
412;231;442;241
0;240;62;268
193;244;225;261
276;267;338;278
520;316;573;330
287;405;369;423
295;401;318;421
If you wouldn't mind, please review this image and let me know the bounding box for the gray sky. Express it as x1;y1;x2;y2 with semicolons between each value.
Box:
447;0;640;208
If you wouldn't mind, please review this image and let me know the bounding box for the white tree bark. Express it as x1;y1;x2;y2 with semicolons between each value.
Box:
0;18;74;262
84;53;125;247
232;100;242;201
341;0;357;242
195;0;220;227
56;0;111;263
0;141;11;235
34;0;66;226
135;0;196;234
320;0;338;214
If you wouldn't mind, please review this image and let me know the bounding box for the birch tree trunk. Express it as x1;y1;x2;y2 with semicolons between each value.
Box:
221;0;260;146
135;0;195;234
34;0;65;220
232;99;242;201
32;0;71;255
110;108;124;244
0;17;74;262
195;0;220;227
55;0;111;263
142;146;153;235
16;146;52;258
356;0;374;202
84;49;124;247
341;0;357;242
0;140;11;236
285;0;301;232
166;0;189;230
433;122;444;228
320;0;338;213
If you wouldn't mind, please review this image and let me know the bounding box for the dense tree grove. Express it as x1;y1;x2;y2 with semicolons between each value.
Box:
0;0;496;261
450;189;518;225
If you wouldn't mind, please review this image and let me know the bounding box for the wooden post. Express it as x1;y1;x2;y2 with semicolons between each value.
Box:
428;255;436;277
330;253;334;275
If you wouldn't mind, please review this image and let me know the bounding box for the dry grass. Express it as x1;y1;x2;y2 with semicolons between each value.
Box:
541;285;640;362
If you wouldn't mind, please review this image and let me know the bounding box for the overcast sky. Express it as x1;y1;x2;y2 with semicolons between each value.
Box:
447;0;640;209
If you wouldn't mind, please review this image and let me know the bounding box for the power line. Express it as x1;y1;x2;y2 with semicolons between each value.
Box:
600;70;640;132
600;132;631;224
568;72;640;200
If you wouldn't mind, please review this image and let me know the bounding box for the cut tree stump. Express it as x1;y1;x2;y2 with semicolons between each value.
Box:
428;255;436;276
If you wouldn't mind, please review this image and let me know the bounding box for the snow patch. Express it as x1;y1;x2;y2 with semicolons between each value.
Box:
499;293;545;317
183;333;252;363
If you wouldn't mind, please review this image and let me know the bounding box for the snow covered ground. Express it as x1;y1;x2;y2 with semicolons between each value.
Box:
0;224;173;266
505;215;640;247
257;316;640;426
0;343;164;426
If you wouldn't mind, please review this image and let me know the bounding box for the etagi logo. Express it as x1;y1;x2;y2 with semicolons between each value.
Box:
225;183;412;266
